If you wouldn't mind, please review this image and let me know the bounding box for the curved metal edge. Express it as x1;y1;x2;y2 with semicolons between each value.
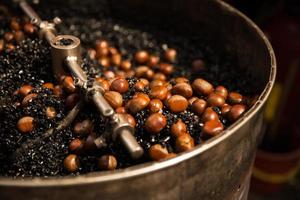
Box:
0;0;276;187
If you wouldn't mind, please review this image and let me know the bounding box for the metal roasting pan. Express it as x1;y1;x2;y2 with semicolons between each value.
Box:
0;0;276;199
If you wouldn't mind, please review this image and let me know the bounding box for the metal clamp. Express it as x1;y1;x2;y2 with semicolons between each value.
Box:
88;84;115;118
50;35;82;81
39;21;57;43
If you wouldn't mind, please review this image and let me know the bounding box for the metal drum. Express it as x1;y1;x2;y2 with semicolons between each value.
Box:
0;0;276;199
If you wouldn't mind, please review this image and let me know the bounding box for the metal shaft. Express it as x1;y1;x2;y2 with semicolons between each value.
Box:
42;29;56;43
119;129;144;159
19;1;42;25
66;56;87;85
111;114;144;159
92;91;115;117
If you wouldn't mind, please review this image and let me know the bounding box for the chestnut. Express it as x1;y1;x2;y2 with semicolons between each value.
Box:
149;144;169;161
126;93;150;114
202;120;224;136
207;93;225;107
135;50;150;64
74;119;93;136
228;104;247;122
19;85;33;96
191;99;207;115
164;48;177;63
64;154;80;172
215;86;228;99
69;139;85;154
145;113;167;134
110;78;129;93
171;82;193;98
171;119;187;138
202;107;219;123
148;99;163;113
167;95;188;113
62;76;76;93
98;155;117;170
228;92;243;105
192;78;213;96
104;91;123;109
120;60;132;71
175;133;195;152
149;86;168;100
17;116;34;133
22;93;38;106
46;106;56;119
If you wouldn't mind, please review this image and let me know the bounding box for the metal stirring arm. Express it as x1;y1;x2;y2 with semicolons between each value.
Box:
18;0;42;25
17;0;144;159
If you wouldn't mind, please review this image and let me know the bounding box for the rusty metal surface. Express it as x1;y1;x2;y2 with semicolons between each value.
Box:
0;0;276;199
